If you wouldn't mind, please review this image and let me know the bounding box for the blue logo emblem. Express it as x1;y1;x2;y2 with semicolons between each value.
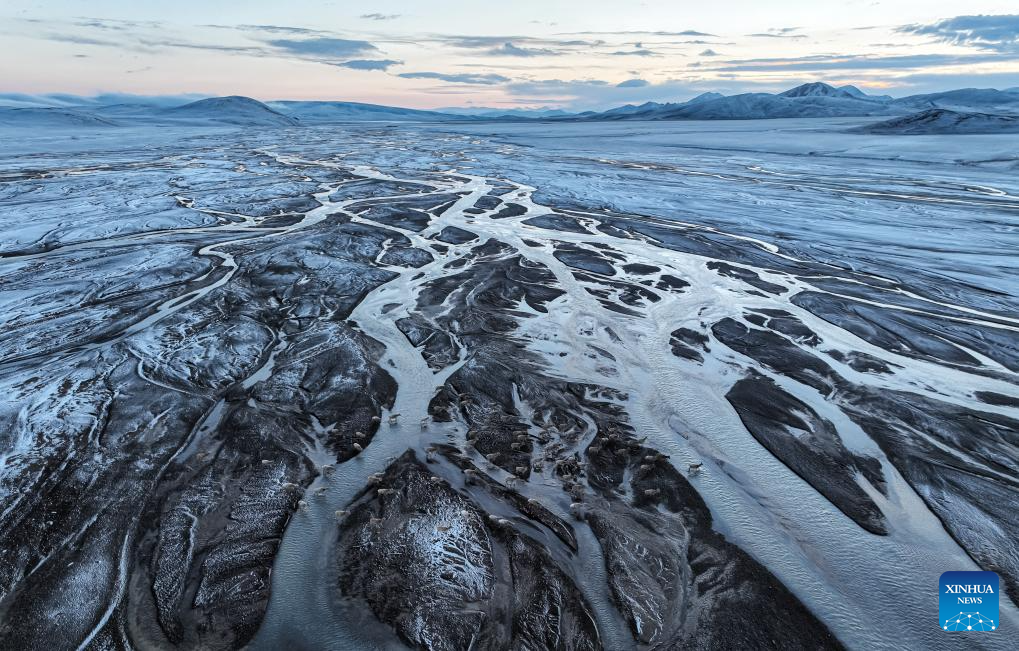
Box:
940;571;999;632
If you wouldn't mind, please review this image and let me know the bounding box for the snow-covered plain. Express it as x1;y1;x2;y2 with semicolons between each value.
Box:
0;119;1017;650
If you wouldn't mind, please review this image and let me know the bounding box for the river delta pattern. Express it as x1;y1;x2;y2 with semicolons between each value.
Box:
0;124;1017;651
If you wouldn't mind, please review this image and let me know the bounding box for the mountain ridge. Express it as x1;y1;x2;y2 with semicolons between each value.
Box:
3;82;1019;128
854;108;1019;135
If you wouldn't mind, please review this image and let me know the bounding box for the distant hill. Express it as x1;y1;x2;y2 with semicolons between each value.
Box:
854;109;1019;135
597;101;677;120
891;89;1019;114
164;96;298;127
0;107;117;128
91;103;176;118
596;92;725;121
436;106;573;119
0;92;208;110
268;101;459;123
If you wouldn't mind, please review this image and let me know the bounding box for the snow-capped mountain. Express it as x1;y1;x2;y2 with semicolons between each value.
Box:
3;83;1019;129
580;82;1019;121
586;88;892;121
779;82;859;99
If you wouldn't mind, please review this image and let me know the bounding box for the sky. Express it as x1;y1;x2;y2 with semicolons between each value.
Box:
2;1;1019;110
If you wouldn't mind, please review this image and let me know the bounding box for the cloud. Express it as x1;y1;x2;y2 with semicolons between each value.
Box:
485;42;560;57
43;33;123;47
747;27;806;39
610;49;657;56
700;49;720;56
361;13;400;21
22;17;412;76
71;17;164;31
711;52;1007;72
337;59;401;71
44;29;259;55
565;30;715;37
0;92;209;108
616;79;649;88
887;70;1019;94
398;71;511;85
747;33;807;39
898;14;1019;52
146;40;261;54
267;37;379;59
29;19;379;64
442;35;522;48
233;24;324;36
439;35;596;50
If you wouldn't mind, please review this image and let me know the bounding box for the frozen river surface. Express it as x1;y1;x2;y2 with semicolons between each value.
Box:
0;120;1017;650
